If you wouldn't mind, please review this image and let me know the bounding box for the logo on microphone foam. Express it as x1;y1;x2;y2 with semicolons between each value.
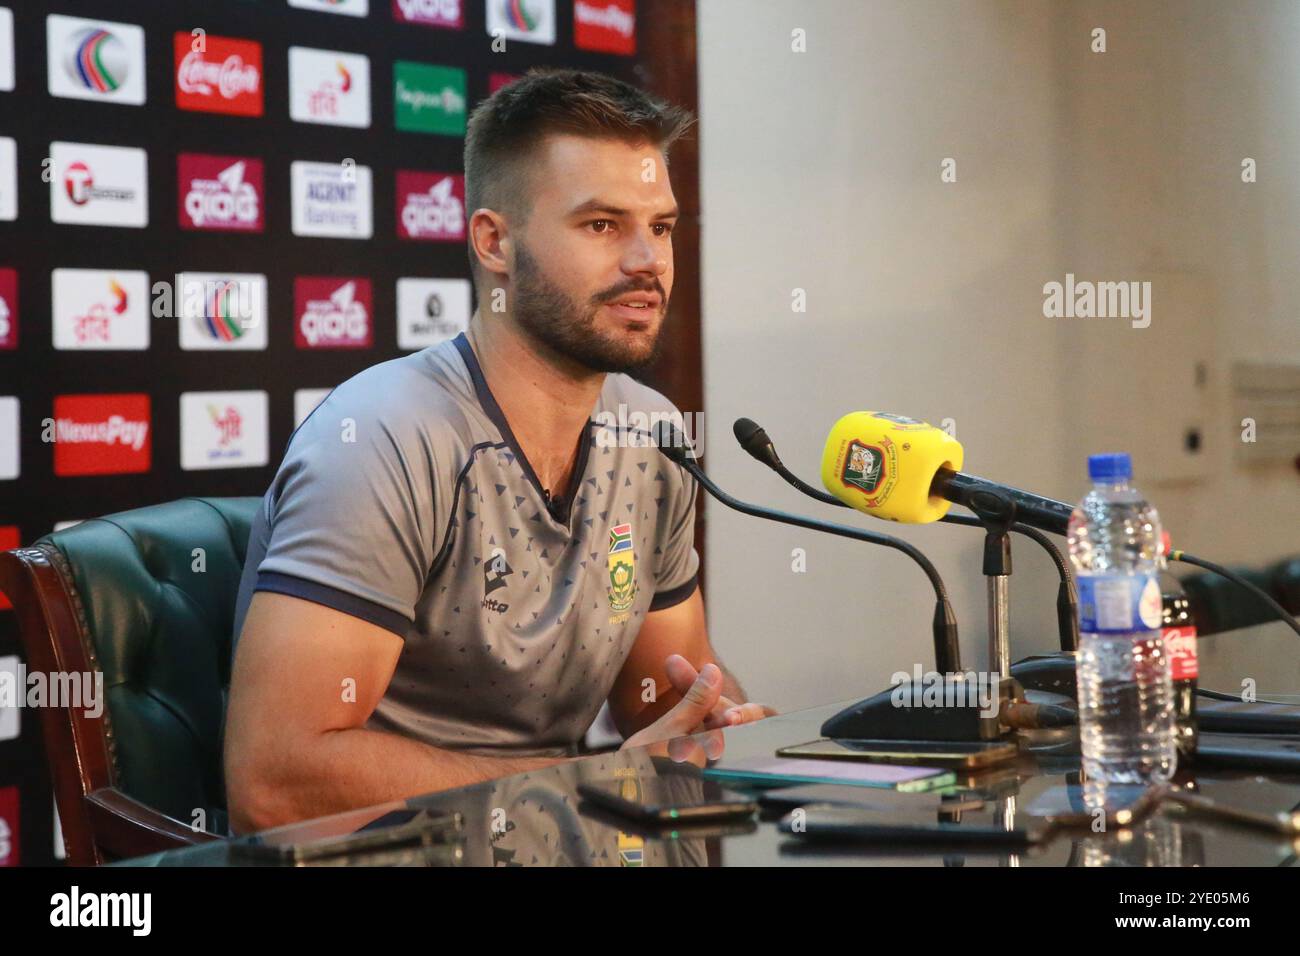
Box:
841;440;885;493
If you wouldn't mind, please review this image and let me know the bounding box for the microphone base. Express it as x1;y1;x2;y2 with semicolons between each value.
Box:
821;676;1022;742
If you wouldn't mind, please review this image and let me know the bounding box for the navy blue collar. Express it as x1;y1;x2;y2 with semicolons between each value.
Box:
452;332;594;525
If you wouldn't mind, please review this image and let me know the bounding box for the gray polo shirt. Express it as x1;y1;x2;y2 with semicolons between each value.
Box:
231;332;700;757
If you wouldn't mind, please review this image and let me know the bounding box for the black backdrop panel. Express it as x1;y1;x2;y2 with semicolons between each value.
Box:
0;0;654;866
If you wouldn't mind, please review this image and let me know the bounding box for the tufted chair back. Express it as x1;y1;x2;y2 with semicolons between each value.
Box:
0;497;261;864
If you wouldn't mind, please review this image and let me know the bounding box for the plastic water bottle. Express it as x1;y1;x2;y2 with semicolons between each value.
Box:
1067;453;1176;783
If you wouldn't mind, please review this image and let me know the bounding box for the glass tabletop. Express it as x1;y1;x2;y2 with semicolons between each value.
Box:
118;621;1300;867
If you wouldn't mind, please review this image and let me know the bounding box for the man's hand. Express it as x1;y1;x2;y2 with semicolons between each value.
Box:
664;654;778;729
619;662;727;750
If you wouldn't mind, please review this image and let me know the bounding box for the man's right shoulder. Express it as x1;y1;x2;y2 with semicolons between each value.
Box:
290;342;480;453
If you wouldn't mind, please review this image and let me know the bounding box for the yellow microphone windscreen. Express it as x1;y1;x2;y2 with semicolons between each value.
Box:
821;412;964;523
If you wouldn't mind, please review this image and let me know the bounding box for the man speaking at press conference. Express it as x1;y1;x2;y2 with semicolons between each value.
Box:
223;69;775;835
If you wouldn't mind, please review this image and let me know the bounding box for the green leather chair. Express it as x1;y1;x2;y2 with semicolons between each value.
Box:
0;497;260;865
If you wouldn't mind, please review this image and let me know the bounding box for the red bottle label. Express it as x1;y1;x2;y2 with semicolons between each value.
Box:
1163;625;1199;681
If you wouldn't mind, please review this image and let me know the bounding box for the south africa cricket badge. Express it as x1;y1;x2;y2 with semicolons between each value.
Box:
607;522;637;614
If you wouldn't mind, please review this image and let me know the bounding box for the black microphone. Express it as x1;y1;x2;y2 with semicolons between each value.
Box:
931;469;1074;537
652;420;963;674
735;417;1080;653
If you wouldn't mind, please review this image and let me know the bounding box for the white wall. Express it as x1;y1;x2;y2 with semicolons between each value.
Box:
697;0;1299;713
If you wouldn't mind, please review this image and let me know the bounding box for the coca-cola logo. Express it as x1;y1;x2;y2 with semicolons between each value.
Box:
174;33;264;116
177;51;260;99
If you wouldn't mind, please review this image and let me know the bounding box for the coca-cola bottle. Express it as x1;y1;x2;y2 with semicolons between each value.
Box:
1159;549;1199;759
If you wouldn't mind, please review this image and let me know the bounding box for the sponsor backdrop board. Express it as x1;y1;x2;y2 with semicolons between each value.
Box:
0;0;681;866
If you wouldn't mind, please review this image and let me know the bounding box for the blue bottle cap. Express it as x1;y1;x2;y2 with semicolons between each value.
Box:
1088;452;1132;482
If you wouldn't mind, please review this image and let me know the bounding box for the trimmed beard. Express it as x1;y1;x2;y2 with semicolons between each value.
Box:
510;240;667;374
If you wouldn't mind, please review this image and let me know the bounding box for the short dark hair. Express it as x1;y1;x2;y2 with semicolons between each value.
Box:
463;68;695;279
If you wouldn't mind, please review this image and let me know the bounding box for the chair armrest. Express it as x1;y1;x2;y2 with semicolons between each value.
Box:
84;788;221;863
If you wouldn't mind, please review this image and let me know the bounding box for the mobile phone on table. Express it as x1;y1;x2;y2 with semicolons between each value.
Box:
577;777;757;825
776;738;1019;769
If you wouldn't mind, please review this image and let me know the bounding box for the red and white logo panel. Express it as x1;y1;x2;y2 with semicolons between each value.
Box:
178;153;265;232
392;0;463;29
52;393;152;477
0;267;16;350
0;784;18;866
0;533;18;613
294;277;372;349
174;32;263;116
574;0;636;55
395;171;464;241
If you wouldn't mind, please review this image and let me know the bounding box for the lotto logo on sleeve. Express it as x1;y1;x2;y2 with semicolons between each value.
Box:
0;268;17;350
396;171;464;240
46;14;146;105
52;268;150;350
396;277;470;349
180;391;268;471
485;0;555;45
289;47;371;128
291;160;373;238
174;33;263;116
290;0;370;15
393;0;463;28
52;394;151;477
49;141;148;228
177;273;268;350
574;0;636;55
178;154;264;232
0;396;17;479
295;277;372;349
